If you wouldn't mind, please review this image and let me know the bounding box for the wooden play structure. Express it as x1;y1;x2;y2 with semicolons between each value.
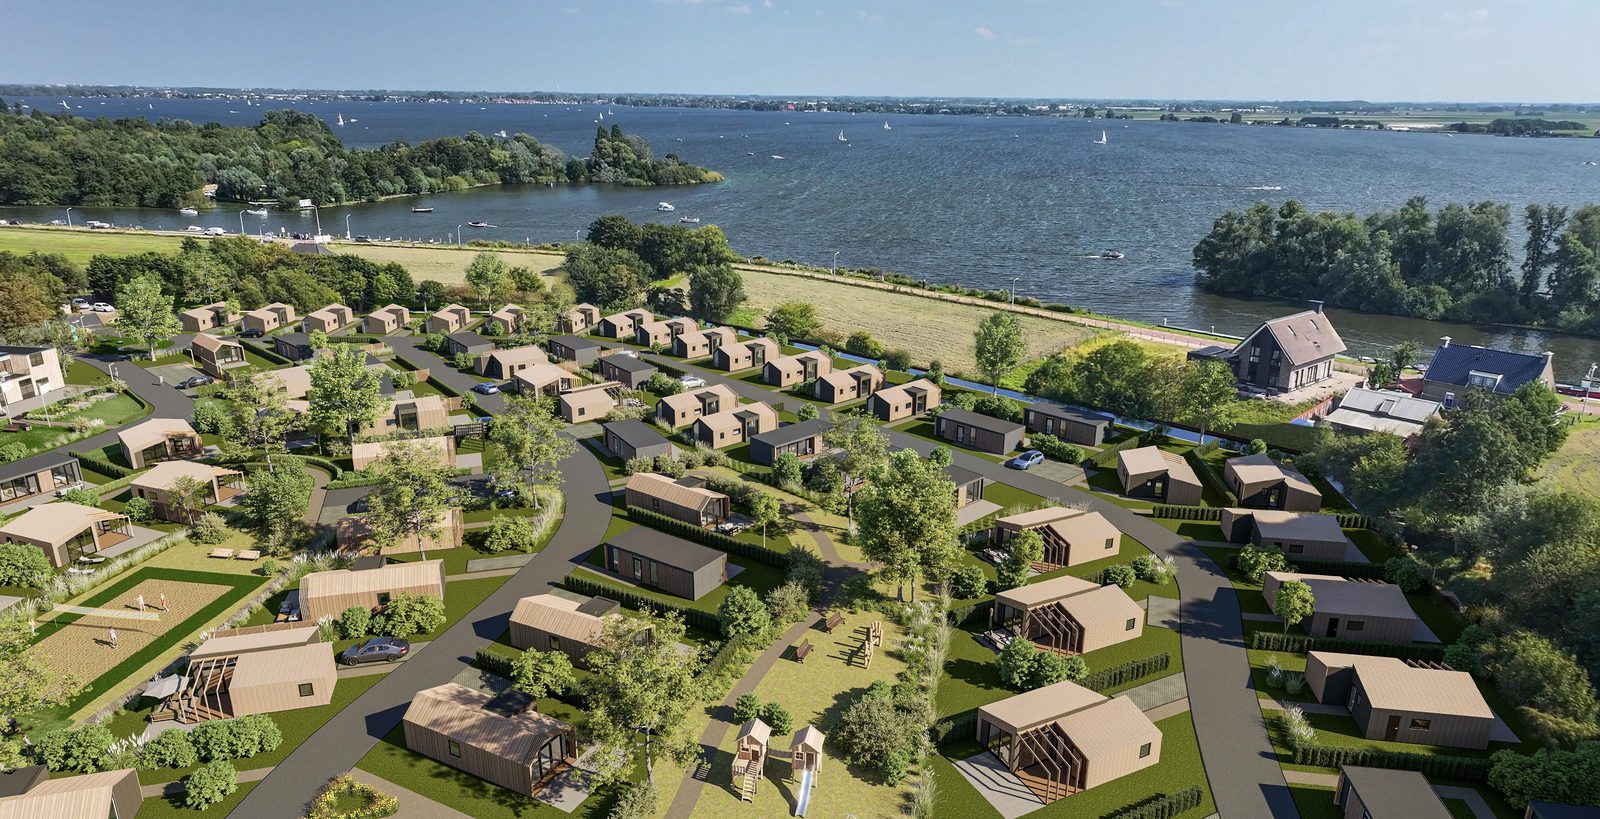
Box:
859;620;884;669
733;718;771;803
790;725;825;817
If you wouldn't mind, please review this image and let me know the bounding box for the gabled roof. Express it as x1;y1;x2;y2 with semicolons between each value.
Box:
231;641;334;688
603;419;669;450
698;402;778;434
514;362;574;390
1054;694;1161;757
1310;652;1491;719
0;768;138;819
1225;454;1318;495
189;625;321;660
626;472;727;511
1117;446;1194;482
994;573;1100;609
306;303;352;323
1243;510;1351;544
510;593;617;646
637;319;673;337
1232;309;1346;366
874;378;940;404
704;327;741;345
659;385;739;418
936;406;1024;435
977;678;1109;733
259;364;313;399
117;417;197;454
1424;343;1551;395
405;683;571;762
751;418;828;447
487;346;548;368
301;560;445;601
817;364;881;391
0;502;125;545
130;460;239;492
189;333;238;354
1327;388;1441;436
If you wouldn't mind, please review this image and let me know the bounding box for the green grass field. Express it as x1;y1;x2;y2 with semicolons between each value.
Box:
1539;412;1600;501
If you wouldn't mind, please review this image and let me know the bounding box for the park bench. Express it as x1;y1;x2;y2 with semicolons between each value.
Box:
794;639;812;664
824;613;844;632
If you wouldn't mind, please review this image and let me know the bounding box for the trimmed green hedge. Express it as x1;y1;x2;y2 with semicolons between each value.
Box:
931;711;978;747
1083;653;1171;692
948;600;994;627
1184;449;1238;505
1105;785;1206;819
70;449;133;479
1291;744;1489;781
562;574;722;634
1089;435;1145;468
698;636;745;679
473;647;515;678
623;507;790;568
1249;631;1447;661
1151;505;1222;521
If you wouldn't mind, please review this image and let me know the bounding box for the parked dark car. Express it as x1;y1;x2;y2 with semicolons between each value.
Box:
175;375;214;389
339;637;411;666
238;328;264;339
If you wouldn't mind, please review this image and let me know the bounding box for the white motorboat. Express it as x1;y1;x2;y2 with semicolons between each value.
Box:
656;202;676;212
678;216;701;224
245;208;269;216
179;207;199;216
494;130;509;138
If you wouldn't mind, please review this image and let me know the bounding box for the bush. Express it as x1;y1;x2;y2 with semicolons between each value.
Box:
1235;544;1289;585
1493;631;1600;723
60;487;100;508
0;541;53;588
388;368;418;390
643;373;682;396
189;714;283;762
0;442;25;463
1383;556;1424;592
1278;706;1317;749
785;549;826;602
845;331;885;359
36;723;115;772
761;702;794;734
191;401;226;434
140;728;198;769
772;452;805;487
950;565;987;600
1489;743;1600;808
734;692;763;723
1131;554;1163;583
1082;653;1171;692
1247;438;1270;455
338;606;372;640
623;456;653;476
123;496;155;523
483;515;538;553
1030;433;1084;464
653;454;686;478
371;592;447;638
1102;564;1135;589
765;581;811;625
998;639;1041;690
184;760;239;810
883;349;912;371
1444;642;1479;674
716;586;771;639
1032;653;1088;687
452;352;477;370
510;648;576;699
969;393;1023;422
308;774;399;819
607;782;658;819
191;512;230;544
795;402;819;421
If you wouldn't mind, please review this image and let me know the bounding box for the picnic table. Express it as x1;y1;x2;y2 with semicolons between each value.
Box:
207;548;234;559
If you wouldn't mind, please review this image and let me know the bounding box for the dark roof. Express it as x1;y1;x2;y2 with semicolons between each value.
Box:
276;332;311;347
1528;802;1600;819
0;345;50;356
1339;766;1452;818
602;355;658;374
608;525;725;571
1026;402;1112;426
937;406;1025;435
0;765;46;798
447;331;491;349
604;419;668;450
0;451;77;483
549;334;602;351
751;418;829;447
576;596;620;617
1424;344;1550;395
945;463;985;488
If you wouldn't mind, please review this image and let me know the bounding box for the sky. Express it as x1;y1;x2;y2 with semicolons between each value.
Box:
5;0;1598;102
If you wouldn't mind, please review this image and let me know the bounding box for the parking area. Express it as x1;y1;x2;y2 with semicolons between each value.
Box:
147;362;206;387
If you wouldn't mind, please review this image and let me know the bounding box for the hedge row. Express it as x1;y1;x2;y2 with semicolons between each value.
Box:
244;342;291;366
1083;653;1171;692
562;575;722;634
1089;435;1145;468
1334;512;1375;529
1249;631;1447;661
326;467;471;489
624;507;790;569
1291;744;1490;782
1184;449;1239;506
947;600;995;628
1105;785;1206;819
473;647;514;678
931;711;978;747
70;449;133;479
1286;557;1387;580
1151;505;1222;521
698;635;746;680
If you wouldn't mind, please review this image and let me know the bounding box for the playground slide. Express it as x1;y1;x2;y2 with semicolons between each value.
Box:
795;767;815;817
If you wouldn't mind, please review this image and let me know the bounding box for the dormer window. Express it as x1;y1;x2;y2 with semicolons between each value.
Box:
1466;370;1502;390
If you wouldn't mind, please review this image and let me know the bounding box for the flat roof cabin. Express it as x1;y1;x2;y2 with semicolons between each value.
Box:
602;419;674;462
604;525;728;600
1220;509;1354;562
1263;572;1419;643
749;418;828;466
1024;404;1112;446
933;407;1024;455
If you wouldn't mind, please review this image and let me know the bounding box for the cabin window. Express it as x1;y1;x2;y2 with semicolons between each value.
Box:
298;683;314;697
1346;620;1364;631
1125;618;1137;631
1443;391;1456;409
1286;544;1304;554
651;499;661;511
1409;718;1431;732
448;740;462;758
1139;742;1152;758
1105;538;1115;550
550;636;562;652
377;592;391;606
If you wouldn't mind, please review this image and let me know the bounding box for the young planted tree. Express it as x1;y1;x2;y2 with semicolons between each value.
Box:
1274;580;1316;634
822;418;889;528
749;491;782;549
716;586;772;639
307;345;384;444
997;529;1043;590
973;311;1025;393
581;612;699;786
116;274;181;360
464;252;510;308
489;395;576;507
510;648;577;699
1180;358;1239;444
362;442;463;560
214;374;296;470
0;619;80;769
165;475;211;525
855;449;959;600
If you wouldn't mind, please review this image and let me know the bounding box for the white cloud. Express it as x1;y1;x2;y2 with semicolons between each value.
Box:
727;3;750;12
1440;7;1490;23
763;0;773;6
974;26;996;40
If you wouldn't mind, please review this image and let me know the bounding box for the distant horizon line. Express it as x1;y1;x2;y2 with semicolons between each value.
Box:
1;82;1596;109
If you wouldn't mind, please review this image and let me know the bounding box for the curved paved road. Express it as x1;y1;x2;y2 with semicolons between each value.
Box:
636;353;1299;817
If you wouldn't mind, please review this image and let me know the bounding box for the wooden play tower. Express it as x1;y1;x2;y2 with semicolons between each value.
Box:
790;725;826;816
733;718;771;803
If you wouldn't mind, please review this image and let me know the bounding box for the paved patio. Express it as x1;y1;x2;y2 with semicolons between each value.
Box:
97;524;168;559
1025;460;1086;485
956;499;1001;526
951;751;1045;819
1145;596;1180;629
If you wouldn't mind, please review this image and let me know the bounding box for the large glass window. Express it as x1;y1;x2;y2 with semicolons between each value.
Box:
0;472;40;502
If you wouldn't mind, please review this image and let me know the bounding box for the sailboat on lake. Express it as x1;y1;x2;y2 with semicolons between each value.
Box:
838;130;848;142
1093;130;1108;145
883;121;891;130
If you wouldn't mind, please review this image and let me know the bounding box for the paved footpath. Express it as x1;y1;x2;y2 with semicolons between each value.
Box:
645;352;1300;817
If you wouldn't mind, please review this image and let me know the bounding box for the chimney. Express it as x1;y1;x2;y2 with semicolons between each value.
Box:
1308;299;1324;314
1439;336;1451;349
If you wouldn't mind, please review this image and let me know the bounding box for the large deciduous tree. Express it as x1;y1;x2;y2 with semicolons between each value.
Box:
688;263;745;322
855;448;959;600
116;274;181;359
560;244;649;311
581;612;699;786
361;441;463;560
307;345;383;444
1179;358;1238;443
973;311;1025;392
489;395;574;506
464;252;510;308
763;301;821;342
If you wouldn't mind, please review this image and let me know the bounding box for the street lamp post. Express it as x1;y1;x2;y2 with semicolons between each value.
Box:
1010;277;1021;303
238;211;245;235
832;251;840;273
457;226;463;247
64;208;74;227
345;214;352;240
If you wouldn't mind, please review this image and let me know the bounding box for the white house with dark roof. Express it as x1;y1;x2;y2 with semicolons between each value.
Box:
1420;337;1555;408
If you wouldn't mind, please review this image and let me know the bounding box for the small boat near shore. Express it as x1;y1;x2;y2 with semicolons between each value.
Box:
678;216;701;224
468;221;493;228
245;208;268;216
179;207;199;216
656;202;676;212
411;206;434;213
1100;249;1125;260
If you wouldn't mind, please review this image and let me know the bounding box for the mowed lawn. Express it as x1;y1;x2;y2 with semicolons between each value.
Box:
734;268;1105;374
1539;412;1600;501
321;242;565;286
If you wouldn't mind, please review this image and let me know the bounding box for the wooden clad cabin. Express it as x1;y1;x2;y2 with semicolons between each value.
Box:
993;506;1120;570
1334;766;1453;819
1223;454;1322;512
1306;652;1494;750
624;473;730;527
604;526;727;601
300;559;447;622
403;683;576;797
0;767;142;818
933;407;1024;455
242;302;296;335
1115;446;1203;505
364;303;411;335
1262;572;1419;643
976;680;1161;804
992;573;1144;656
508;592;627;666
1219;509;1354;562
869;378;942;422
117;417;202;470
1023;403;1112;446
177;625;335;723
129;461;245;523
0;502;130;568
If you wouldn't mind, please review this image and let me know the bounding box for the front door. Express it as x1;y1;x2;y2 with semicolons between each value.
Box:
1384;715;1401;741
1325;617;1339;638
631;557;643;581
